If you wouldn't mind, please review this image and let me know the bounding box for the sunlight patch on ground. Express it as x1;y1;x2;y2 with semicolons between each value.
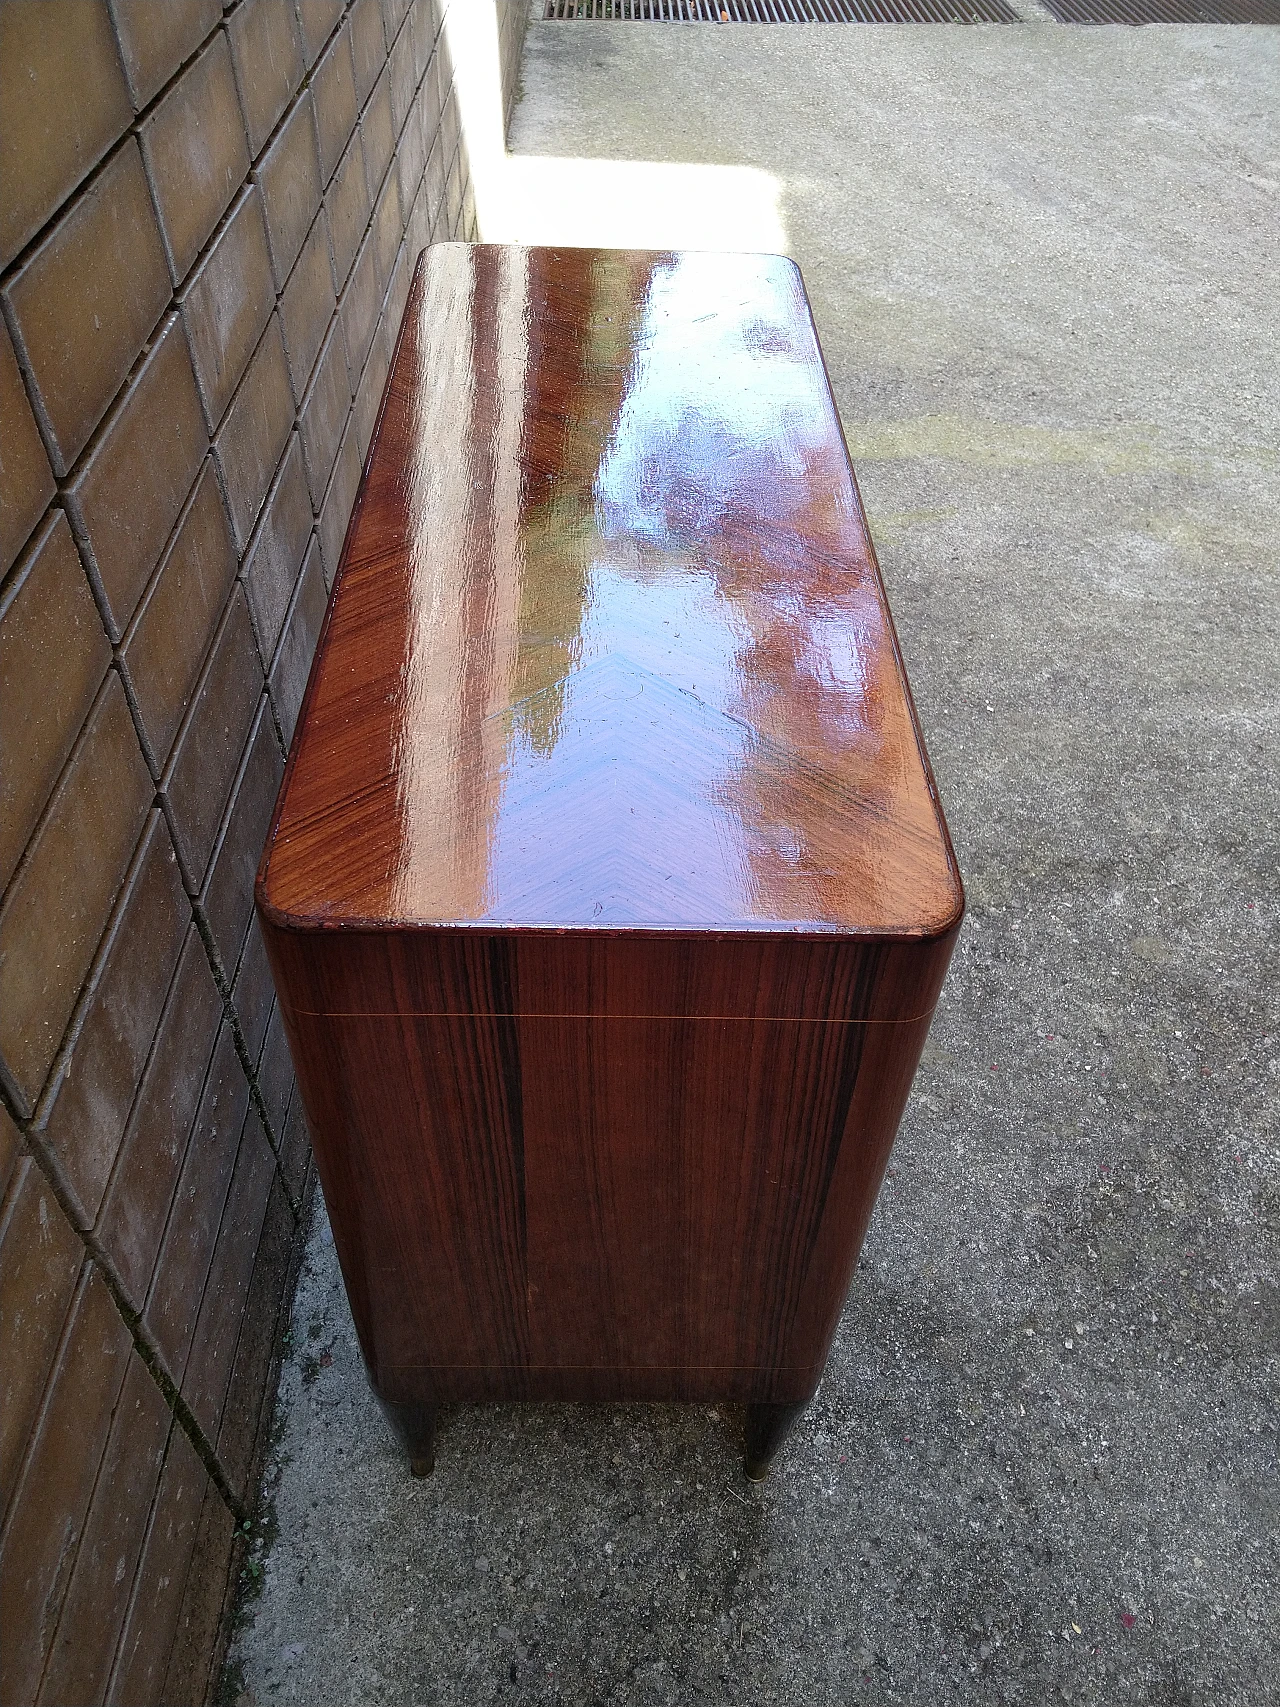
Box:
444;3;787;252
483;153;786;252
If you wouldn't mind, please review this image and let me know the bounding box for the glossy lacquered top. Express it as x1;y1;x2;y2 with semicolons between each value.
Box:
260;245;961;935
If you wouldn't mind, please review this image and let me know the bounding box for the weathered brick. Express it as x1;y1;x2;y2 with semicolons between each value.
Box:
0;0;132;269
108;0;223;110
353;317;391;463
445;142;464;240
407;170;433;265
35;1354;171;1707
396;161;420;261
269;532;327;748
212;315;294;552
226;0;305;159
339;231;380;395
177;185;275;435
422;130;447;243
241;432;314;666
144;1019;249;1381
310;20;359;186
294;0;345;69
298;316;352;513
279;1090;313;1203
231;916;274;1070
96;926;222;1308
138;30;249;287
280;210;338;407
0;1160;83;1525
0;673;152;1115
0;316;55;577
182;1108;276;1443
0;1104;19;1208
160;1476;237;1707
370;166;403;298
108;1424;208;1707
120;461;238;773
440;76;461;162
253;88;322;293
161;589;263;888
318;415;361;587
349;0;387;108
382;0;413;49
411;0;438;85
360;67;396;207
388;6;417;137
199;699;284;977
421;42;446;152
0;511;111;894
325;124;370;291
0;1266;129;1707
257;1004;294;1141
35;811;187;1228
63;312;206;642
386;242;413;346
395;91;428;232
216;1173;294;1501
2;140;170;475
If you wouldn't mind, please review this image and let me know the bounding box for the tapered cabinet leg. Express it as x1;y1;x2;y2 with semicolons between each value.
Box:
744;1400;809;1482
378;1396;438;1477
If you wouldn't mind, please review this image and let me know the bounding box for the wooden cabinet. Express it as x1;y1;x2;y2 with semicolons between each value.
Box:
257;244;963;1478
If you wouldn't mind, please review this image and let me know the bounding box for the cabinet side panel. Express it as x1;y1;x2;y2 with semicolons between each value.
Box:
262;920;530;1400
261;925;958;1406
784;1003;949;1368
782;928;962;1368
518;1008;874;1393
515;933;957;1392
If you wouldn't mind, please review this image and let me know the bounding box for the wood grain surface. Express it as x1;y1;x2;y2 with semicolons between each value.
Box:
261;244;961;935
257;244;963;1430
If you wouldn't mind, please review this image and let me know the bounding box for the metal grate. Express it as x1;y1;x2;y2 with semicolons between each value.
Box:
544;0;1022;21
1040;0;1277;15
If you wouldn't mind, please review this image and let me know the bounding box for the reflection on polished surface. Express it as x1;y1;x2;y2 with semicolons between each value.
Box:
262;244;961;934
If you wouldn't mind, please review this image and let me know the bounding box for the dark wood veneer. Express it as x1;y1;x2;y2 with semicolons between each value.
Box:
258;245;962;1477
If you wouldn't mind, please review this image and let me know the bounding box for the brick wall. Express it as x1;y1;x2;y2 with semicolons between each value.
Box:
0;2;526;1699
